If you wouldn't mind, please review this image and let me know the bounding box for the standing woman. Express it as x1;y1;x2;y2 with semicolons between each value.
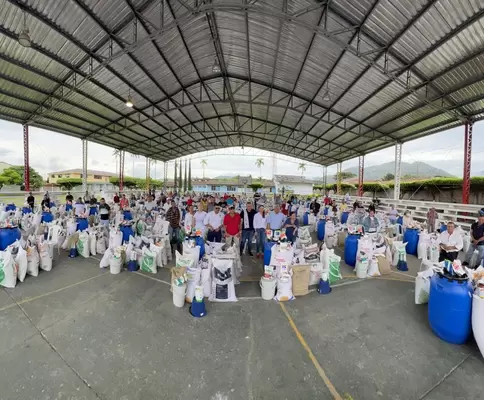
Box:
254;205;267;258
194;206;207;236
284;211;299;244
184;204;196;231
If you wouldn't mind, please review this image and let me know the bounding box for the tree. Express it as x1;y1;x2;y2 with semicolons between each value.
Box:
255;158;264;179
110;176;137;189
333;171;356;181
249;183;263;192
174;160;178;192
112;149;120;173
188;159;192;191
200;159;207;178
57;178;83;190
183;159;188;192
298;163;307;176
178;160;183;192
0;166;43;189
382;173;395;181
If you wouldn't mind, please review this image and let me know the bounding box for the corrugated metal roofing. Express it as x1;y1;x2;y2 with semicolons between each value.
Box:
0;0;483;165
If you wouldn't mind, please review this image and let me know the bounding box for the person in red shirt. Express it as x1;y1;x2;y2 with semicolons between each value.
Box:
113;193;120;204
119;194;129;209
224;206;241;247
187;197;193;206
323;194;331;206
223;193;229;201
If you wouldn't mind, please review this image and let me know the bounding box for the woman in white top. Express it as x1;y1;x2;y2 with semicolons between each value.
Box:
402;210;413;232
184;204;196;232
194;208;207;235
73;198;86;217
254;205;267;258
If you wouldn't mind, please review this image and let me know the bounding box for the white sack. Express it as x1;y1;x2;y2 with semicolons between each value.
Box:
15;245;28;282
274;275;294;301
0;249;16;288
140;247;156;274
76;231;90;258
109;229;123;249
38;240;53;272
26;244;39;277
89;232;97;256
185;264;201;303
100;247;113;268
209;258;237;302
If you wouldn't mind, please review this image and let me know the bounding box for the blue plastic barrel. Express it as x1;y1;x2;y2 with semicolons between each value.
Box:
120;225;134;243
264;241;276;266
89;206;97;216
49;202;55;208
303;212;309;226
341;211;349;224
317;219;326;241
77;218;89;232
403;228;419;256
344;234;360;267
127;260;138;272
123;211;133;221
440;223;447;233
41;211;53;223
5;204;15;212
428;273;472;344
195;236;205;259
22;207;32;215
323;207;328;216
0;227;21;251
66;204;73;212
397;216;403;226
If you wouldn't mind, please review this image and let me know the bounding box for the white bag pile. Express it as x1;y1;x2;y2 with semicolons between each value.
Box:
296;226;312;248
209;258;237;302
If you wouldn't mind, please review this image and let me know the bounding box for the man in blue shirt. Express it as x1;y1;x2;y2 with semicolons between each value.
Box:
464;210;484;268
266;205;285;230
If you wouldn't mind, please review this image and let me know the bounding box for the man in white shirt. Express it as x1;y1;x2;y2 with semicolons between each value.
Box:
144;195;156;211
204;204;224;242
439;221;463;262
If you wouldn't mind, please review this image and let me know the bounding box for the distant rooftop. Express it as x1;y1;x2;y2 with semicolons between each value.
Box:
48;169;116;177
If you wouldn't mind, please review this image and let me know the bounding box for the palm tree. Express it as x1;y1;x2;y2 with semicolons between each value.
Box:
298;163;307;176
200;159;207;178
255;158;264;180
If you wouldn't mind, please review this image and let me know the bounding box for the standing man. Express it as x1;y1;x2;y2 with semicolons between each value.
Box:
204;203;224;242
65;191;73;203
464;210;484;268
310;198;321;216
266;205;285;231
27;192;35;209
224;206;241;247
253;191;261;208
113;192;120;204
439;222;463;262
98;198;111;227
166;199;182;253
240;202;257;256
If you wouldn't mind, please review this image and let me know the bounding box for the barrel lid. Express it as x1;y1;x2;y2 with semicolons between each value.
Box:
437;271;469;283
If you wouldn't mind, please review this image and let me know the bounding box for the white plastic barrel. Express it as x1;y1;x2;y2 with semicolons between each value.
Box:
172;283;187;308
472;294;484;358
260;277;277;300
356;260;368;279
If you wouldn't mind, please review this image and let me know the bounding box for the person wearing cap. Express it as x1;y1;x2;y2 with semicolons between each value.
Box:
204;204;224;242
239;202;256;256
463;210;484;268
439;221;463;262
166;199;182;253
224;205;241;247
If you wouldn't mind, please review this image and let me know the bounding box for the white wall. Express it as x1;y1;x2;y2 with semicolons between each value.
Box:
275;181;313;195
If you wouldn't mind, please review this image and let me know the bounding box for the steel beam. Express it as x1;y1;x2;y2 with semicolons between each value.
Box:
164;161;168;188
119;151;125;192
82;139;88;193
23;124;30;192
462;122;473;204
394;142;402;201
358;156;364;197
146;157;151;191
322;166;327;193
336;162;342;195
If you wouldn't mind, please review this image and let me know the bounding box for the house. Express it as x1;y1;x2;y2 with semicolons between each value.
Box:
164;178;275;194
47;169;117;192
273;175;318;195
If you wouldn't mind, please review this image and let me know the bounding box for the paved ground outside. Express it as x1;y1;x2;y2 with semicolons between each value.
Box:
1;239;483;400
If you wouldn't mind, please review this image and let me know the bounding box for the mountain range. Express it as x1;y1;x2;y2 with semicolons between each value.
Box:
342;161;454;181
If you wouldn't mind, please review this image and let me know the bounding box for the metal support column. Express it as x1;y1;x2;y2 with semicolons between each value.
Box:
163;161;168;189
394;142;402;200
322;166;328;193
463;121;473;204
82;139;88;193
336;162;342;195
119;150;125;192
358;156;364;197
174;159;178;192
23;124;30;192
272;152;277;179
146;157;151;191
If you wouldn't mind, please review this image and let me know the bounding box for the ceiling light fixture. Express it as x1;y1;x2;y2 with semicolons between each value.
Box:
322;81;331;102
125;89;133;108
18;12;31;48
212;57;221;73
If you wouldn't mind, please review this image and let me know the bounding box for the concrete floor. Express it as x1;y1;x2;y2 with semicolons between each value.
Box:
1;241;483;400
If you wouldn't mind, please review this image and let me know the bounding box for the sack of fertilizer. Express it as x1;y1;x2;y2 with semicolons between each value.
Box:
88;231;97;256
185;263;201;303
26;241;40;277
183;240;200;266
109;229;123;249
209;258;237;302
76;231;90;258
37;239;53;272
150;243;164;268
32;211;42;227
140;247;156;274
109;249;123;274
0;249;17;288
309;262;323;285
199;256;212;297
11;242;27;282
99;247;112;268
367;256;381;277
328;254;342;284
96;232;106;254
274;274;294;302
66;218;77;235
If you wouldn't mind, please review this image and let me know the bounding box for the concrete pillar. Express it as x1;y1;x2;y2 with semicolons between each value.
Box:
394;142;402;200
23;124;30;192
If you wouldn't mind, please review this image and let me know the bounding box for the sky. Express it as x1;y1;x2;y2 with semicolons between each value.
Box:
0;119;483;181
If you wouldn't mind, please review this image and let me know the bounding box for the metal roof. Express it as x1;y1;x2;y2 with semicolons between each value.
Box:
1;0;483;166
